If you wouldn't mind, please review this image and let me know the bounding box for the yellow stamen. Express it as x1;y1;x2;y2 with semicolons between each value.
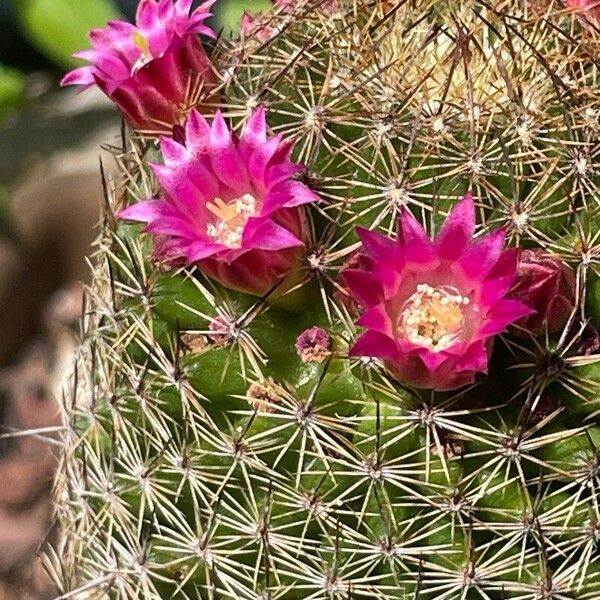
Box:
131;31;153;73
398;284;469;351
133;31;152;59
206;194;258;249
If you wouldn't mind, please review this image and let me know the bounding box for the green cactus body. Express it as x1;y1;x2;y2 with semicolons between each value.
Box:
52;1;600;599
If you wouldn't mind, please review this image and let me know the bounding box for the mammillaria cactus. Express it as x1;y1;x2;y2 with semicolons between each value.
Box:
51;1;600;598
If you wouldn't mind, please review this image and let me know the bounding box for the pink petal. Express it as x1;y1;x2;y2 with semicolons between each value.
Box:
357;227;400;264
242;106;268;147
242;218;303;250
136;0;159;30
145;216;197;238
186;240;225;261
72;50;103;63
61;67;96;86
118;199;178;222
280;181;320;207
106;20;136;36
160;136;190;165
185;109;211;152
262;181;319;214
479;276;515;306
356;304;393;336
480;300;534;336
266;161;303;187
436;192;475;259
209;146;250;194
248;135;282;182
487;248;519;280
157;0;174;20
175;0;194;14
350;331;400;361
186;16;216;38
460;228;506;280
210;111;232;148
454;340;490;373
415;347;452;371
398;209;438;265
152;162;218;209
342;269;383;307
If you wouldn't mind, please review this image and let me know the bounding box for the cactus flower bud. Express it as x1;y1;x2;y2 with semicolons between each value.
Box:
241;0;339;42
512;249;576;335
241;11;280;43
62;0;218;132
296;327;332;363
119;107;319;296
343;194;531;391
580;324;600;355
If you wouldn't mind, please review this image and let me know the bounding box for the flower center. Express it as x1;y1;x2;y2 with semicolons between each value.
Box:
206;194;258;249
398;284;469;352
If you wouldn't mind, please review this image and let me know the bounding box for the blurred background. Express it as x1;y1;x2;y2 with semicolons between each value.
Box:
0;1;269;597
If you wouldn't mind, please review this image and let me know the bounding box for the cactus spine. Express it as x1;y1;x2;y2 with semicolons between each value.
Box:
52;1;600;598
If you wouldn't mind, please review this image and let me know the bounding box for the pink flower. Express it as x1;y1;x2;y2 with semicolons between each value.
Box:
564;0;600;22
241;0;337;41
343;194;532;391
512;249;576;335
62;0;217;132
565;0;600;13
241;11;280;43
119;107;319;296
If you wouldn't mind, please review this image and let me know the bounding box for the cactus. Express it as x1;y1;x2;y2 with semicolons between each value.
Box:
51;1;600;599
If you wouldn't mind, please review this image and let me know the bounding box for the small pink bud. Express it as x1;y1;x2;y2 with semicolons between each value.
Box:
296;327;332;363
512;249;576;335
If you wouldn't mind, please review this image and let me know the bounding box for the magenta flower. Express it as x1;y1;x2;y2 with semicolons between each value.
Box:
565;0;600;13
564;0;600;22
241;11;280;43
62;0;217;132
343;194;532;391
241;0;337;41
119;107;319;296
512;249;576;336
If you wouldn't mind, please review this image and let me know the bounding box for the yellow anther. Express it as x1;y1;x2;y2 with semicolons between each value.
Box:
206;194;258;249
398;284;469;351
133;31;152;59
